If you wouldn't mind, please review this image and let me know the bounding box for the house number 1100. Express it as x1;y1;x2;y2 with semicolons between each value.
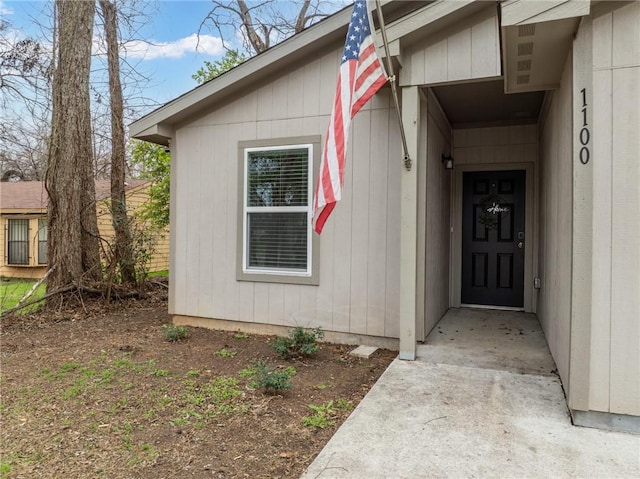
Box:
579;88;590;165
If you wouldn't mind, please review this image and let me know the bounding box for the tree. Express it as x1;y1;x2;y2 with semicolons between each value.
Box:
99;0;136;285
192;48;246;84
45;0;101;291
1;14;53;182
130;139;170;230
0;17;51;111
199;0;338;55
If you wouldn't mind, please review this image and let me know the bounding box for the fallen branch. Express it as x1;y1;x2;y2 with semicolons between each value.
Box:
1;282;146;318
16;267;55;309
1;284;75;318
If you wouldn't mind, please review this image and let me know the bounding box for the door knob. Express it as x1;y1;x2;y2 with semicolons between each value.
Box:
517;242;524;249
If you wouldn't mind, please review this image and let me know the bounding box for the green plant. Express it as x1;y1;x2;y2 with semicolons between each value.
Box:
233;332;249;339
271;327;324;359
162;324;189;342
301;401;337;429
1;459;14;477
247;361;296;394
336;398;354;411
150;369;170;377
212;348;237;358
238;366;257;378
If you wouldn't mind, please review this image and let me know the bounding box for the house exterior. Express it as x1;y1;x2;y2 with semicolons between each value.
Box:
130;0;639;432
0;180;169;278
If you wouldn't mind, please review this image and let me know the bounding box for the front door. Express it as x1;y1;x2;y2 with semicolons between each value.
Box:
461;170;525;307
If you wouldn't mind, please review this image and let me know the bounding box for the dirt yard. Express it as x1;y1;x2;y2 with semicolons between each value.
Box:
0;295;395;478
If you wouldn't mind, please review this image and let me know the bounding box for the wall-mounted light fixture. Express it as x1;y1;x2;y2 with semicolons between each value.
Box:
441;154;454;170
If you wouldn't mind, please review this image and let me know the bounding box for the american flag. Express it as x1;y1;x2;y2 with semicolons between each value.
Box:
313;0;387;234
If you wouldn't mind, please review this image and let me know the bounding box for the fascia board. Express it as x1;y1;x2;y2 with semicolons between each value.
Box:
501;0;590;26
383;0;477;43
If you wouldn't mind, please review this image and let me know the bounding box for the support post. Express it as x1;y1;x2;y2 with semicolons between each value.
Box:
399;86;420;360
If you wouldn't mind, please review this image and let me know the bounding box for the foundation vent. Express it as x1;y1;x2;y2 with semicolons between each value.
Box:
518;24;536;37
518;42;534;56
517;74;530;85
517;59;532;71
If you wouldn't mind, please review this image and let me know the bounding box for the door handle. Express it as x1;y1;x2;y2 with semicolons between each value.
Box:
517;242;524;249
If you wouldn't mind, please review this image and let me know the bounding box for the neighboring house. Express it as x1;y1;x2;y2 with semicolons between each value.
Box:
130;0;639;432
0;180;169;279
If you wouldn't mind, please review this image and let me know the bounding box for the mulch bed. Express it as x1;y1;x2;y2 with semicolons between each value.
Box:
0;294;395;478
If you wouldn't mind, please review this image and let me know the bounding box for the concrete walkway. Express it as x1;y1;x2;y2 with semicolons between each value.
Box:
302;308;640;479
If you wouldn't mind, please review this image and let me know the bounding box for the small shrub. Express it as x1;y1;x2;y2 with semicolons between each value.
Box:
162;324;189;342
271;327;324;359
247;361;296;394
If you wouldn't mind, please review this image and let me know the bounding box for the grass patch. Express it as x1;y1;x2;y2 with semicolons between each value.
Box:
301;399;354;429
0;278;46;314
212;348;237;358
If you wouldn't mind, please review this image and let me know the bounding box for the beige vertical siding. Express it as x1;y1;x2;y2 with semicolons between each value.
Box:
453;125;537;166
421;90;452;337
172;45;402;339
538;54;573;395
589;1;640;416
401;6;501;86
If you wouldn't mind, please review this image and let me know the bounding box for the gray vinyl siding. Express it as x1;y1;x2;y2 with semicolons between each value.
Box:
538;52;573;399
400;5;501;87
171;44;402;338
588;1;640;416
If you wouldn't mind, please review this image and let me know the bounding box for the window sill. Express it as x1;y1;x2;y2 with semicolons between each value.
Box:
4;264;47;268
237;271;319;286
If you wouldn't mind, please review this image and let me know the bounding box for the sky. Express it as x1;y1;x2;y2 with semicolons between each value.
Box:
2;0;240;112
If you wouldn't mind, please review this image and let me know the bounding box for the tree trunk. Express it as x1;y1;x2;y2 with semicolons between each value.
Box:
100;0;136;285
45;0;101;291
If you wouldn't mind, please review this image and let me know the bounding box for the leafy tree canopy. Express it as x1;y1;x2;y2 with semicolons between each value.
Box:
192;49;247;84
130;139;170;230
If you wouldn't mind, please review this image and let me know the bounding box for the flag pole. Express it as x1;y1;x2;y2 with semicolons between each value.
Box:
373;0;412;171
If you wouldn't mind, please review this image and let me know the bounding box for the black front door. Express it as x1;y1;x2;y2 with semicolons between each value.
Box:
461;170;525;307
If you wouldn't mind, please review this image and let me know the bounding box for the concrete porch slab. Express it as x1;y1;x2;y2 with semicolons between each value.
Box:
301;308;640;479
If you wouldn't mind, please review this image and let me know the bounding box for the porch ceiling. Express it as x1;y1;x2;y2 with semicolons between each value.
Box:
430;79;544;128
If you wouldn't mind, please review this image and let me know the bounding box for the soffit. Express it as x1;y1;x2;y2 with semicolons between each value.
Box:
501;0;589;93
431;79;545;128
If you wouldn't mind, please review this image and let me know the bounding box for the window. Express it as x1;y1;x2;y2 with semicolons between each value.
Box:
238;137;320;285
37;218;48;264
7;219;29;265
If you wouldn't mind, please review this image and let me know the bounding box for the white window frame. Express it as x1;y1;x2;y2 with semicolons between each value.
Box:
237;136;320;286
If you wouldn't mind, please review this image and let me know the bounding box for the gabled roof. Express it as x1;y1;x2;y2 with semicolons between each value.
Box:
0;180;148;211
130;0;591;144
129;4;355;146
130;0;478;146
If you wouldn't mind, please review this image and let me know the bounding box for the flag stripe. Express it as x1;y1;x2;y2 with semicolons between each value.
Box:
313;0;387;234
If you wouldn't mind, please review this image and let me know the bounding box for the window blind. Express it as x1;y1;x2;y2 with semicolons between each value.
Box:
244;146;311;274
8;219;29;265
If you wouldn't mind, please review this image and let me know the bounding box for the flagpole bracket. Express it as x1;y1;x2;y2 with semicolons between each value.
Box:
404;155;412;171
